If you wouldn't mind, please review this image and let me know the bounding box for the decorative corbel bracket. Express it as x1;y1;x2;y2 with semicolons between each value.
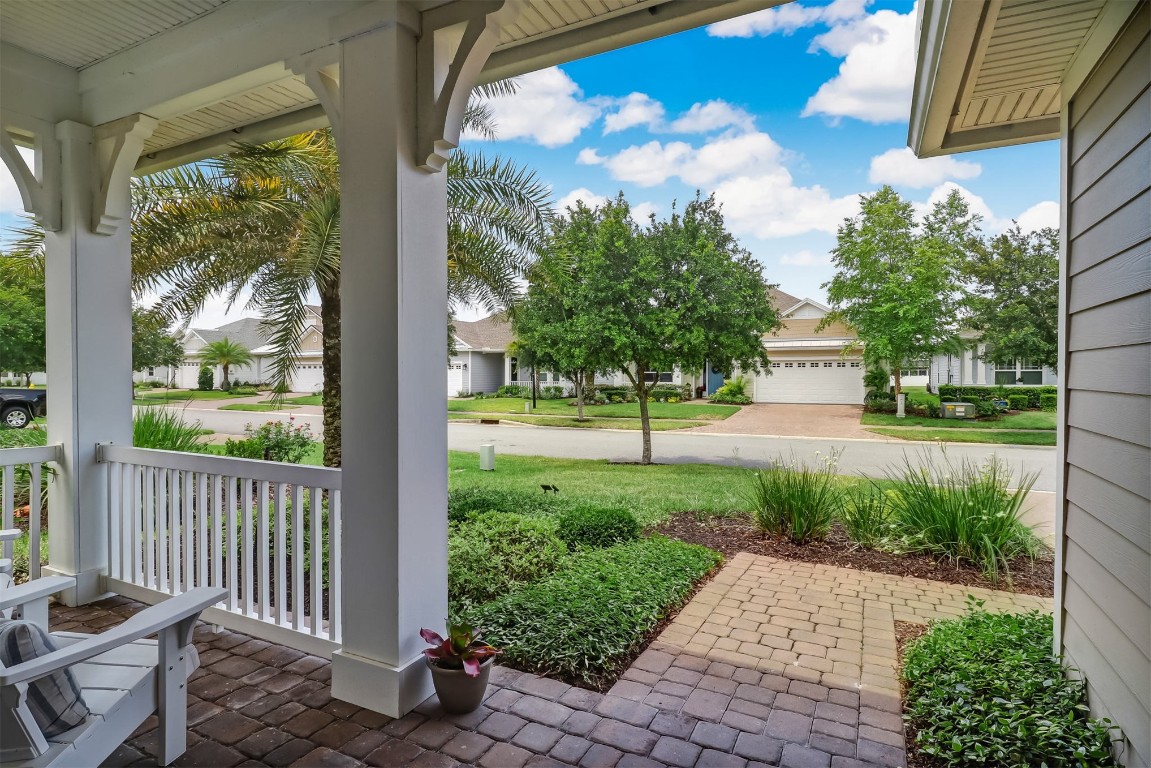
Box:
416;1;520;173
91;113;158;235
290;45;343;142
0;114;61;231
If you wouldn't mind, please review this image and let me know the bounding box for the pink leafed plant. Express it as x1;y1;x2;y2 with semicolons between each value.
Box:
421;623;501;677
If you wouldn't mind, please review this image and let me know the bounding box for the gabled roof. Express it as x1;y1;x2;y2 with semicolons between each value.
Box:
189;317;272;353
768;287;803;313
454;314;515;352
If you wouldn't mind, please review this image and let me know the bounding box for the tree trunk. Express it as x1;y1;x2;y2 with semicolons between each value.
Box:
319;280;342;468
636;367;652;465
893;367;902;396
574;371;585;421
222;364;230;391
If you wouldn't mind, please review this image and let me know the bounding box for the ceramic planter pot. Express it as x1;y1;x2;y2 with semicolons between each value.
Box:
427;657;493;713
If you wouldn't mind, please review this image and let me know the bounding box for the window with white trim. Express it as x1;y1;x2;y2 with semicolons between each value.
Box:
900;358;929;377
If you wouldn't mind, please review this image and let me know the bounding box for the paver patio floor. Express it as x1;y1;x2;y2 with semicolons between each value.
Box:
54;554;1049;768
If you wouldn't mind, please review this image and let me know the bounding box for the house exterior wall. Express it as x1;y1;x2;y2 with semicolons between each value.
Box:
1060;9;1150;766
467;352;505;395
767;317;854;340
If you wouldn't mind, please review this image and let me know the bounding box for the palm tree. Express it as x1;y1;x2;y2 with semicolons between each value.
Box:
198;338;254;391
125;87;550;467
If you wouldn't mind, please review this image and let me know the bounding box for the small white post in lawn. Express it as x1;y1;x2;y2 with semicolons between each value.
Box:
896;393;906;418
479;444;495;471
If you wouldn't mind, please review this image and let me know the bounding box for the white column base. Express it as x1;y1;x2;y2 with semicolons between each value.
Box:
331;649;433;718
41;566;108;606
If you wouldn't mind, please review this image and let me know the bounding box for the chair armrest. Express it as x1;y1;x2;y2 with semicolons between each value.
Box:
0;587;225;687
0;528;21;542
0;575;75;613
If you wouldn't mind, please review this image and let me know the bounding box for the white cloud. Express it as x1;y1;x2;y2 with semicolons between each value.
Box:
603;92;665;134
1015;200;1060;232
600;140;695;187
0;147;34;217
802;8;916;124
707;0;871;37
668;101;756;133
599;131;784;188
468;67;599;147
780;249;832;266
576;148;605;165
868;147;982;188
714;171;860;238
631;202;660;222
557;187;608;212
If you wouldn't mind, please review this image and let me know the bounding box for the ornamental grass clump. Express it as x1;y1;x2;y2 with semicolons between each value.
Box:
132;408;209;453
839;485;895;550
903;602;1118;766
883;451;1043;583
746;449;841;543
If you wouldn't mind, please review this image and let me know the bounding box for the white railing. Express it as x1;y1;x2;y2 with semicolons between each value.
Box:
98;445;341;656
0;444;59;583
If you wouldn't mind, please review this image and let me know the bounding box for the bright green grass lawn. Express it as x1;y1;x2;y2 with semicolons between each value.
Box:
272;395;322;406
448;397;737;420
900;385;940;408
137;389;260;401
448;413;705;431
204;441;325;465
866;427;1056;446
218;403;299;412
862;411;1055;430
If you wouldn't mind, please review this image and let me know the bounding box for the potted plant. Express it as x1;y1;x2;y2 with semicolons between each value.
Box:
421;623;501;713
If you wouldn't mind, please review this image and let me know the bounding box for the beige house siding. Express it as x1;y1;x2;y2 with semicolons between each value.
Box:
767;318;855;340
1061;7;1151;766
300;328;323;352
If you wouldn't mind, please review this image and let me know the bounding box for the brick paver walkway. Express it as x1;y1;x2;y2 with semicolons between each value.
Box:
50;554;1049;768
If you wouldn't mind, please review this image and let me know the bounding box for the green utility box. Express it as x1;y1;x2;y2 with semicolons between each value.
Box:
941;401;976;419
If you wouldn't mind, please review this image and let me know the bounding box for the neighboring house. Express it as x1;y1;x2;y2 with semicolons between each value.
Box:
902;331;1058;390
912;3;1150;764
168;306;325;392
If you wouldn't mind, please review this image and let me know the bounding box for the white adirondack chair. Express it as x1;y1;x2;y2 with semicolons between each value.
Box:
0;578;225;767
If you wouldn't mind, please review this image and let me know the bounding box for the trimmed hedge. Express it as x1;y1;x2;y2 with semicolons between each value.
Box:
556;505;640;549
1007;394;1029;410
1040;393;1058;411
904;606;1117;766
467;536;722;686
937;384;1055;409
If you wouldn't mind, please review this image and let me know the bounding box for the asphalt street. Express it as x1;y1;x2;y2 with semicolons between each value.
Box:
160;404;1058;492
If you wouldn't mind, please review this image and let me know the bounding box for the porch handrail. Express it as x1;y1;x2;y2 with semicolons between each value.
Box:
0;444;60;582
97;444;342;657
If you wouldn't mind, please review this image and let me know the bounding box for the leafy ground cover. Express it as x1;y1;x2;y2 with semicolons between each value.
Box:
867;427;1056;446
448;397;737;420
862;411;1056;430
902;605;1117;766
449;413;705;430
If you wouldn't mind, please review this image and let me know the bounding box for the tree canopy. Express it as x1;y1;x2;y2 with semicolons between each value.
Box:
821;185;978;394
0;254;45;383
199;338;254;391
965;225;1059;371
132;307;184;377
515;193;780;463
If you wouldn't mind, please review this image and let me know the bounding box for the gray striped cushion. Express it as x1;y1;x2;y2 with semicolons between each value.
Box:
0;619;90;737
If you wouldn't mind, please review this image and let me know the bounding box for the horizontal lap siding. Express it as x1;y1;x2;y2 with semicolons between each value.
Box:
1063;7;1151;766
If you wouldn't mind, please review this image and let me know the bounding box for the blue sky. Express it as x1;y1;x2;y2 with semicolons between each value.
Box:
0;0;1060;326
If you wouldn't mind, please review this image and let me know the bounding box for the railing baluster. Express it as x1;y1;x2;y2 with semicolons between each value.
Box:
243;478;254;617
226;476;238;612
145;467;156;591
131;465;143;585
121;463;132;583
182;470;194;590
2;464;14;564
330;489;342;644
197;472;208;588
258;480;270;622
274;483;287;625
29;462;42;580
157;468;168;593
212;474;223;591
292;483;305;631
310;486;323;637
170;469;182;595
108;460;121;580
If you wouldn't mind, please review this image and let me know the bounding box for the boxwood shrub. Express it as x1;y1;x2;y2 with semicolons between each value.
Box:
556;505;640;549
1007;394;1029;410
904;605;1118;766
937;384;1055;408
448;512;568;610
466;536;722;686
1040;393;1058;411
447;486;561;523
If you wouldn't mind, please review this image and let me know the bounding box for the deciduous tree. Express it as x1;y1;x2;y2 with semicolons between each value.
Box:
132;307;184;381
0;252;45;385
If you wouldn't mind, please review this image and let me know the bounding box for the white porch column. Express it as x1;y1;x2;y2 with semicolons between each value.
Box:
973;345;985;385
503;354;513;386
40;117;155;604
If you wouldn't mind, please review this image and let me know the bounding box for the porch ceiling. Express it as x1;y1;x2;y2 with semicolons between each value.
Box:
909;0;1133;157
0;0;783;173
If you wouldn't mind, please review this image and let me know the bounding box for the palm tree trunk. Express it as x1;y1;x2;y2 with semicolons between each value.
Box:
222;364;230;391
319;280;341;468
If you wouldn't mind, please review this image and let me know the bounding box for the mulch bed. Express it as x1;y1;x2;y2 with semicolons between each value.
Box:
654;513;1054;597
896;620;935;768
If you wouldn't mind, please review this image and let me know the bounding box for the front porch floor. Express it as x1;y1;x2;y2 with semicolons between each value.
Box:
54;554;1049;768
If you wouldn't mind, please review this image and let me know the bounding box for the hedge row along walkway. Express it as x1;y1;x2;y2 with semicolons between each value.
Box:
57;554;1049;768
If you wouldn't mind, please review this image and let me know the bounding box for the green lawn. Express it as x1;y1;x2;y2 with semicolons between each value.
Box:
274;394;322;406
862;410;1056;430
901;385;940;407
448;397;737;420
448;413;705;431
867;427;1056;446
218;403;299;412
136;389;260;401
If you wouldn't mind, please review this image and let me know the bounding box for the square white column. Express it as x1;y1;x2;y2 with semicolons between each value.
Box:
330;18;450;718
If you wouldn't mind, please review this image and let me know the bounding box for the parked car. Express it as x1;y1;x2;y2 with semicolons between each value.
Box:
0;387;47;428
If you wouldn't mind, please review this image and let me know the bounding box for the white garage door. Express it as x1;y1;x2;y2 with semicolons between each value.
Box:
291;363;325;394
754;359;865;404
448;363;465;396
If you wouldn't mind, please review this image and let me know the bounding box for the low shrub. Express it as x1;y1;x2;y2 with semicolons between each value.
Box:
455;390;473;398
648;384;690;403
466;536;721;686
863;366;890;392
925;402;940;418
937;384;1054;408
223;437;265;460
449;512;568;610
709;376;751;405
839;486;894;549
197;365;214;391
133;408;209;452
746;450;841;543
974;399;1000;418
883;452;1044;583
231;385;259;396
904;604;1118;766
556;505;640;549
540;385;565;400
447;486;561;523
1040;393;1058;411
597;386;636;404
497;384;531;398
242;419;313;463
864;389;898;414
1007;394;1029;410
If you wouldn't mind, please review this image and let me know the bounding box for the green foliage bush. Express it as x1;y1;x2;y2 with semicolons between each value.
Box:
241;419;313;463
882;453;1043;583
596;386;636;404
904;605;1117;766
496;384;530;398
449;512;568;610
223;437;265;460
447;486;561;523
556;505;640;549
197;365;214;391
540;385;565;400
709;376;751;405
133;409;209;452
863;365;890;392
648;383;691;402
974;399;1000;418
1040;393;1058;411
230;385;259;396
466;536;721;686
864;389;898;413
937;384;1054;408
746;451;840;543
839;486;894;549
1007;394;1029;410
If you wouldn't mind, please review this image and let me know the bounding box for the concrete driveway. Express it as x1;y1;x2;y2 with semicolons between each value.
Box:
691;403;874;439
